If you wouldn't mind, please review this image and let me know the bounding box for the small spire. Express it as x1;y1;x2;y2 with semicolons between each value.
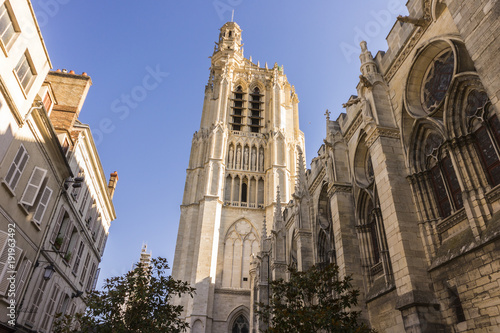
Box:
324;109;331;120
265;62;268;70
359;41;378;76
295;149;307;196
273;186;283;230
261;215;267;247
231;10;234;22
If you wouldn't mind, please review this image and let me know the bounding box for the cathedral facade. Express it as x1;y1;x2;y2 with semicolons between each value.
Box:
173;0;500;332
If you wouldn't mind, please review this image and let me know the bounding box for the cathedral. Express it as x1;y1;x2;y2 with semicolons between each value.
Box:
172;0;500;332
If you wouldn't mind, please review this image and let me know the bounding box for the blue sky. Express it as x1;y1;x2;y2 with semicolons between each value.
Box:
31;0;408;286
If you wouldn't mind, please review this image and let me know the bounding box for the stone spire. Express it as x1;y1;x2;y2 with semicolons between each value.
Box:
359;41;378;76
261;215;268;248
294;149;307;198
273;186;283;231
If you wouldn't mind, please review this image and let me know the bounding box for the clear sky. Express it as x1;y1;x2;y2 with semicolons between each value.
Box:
31;0;408;286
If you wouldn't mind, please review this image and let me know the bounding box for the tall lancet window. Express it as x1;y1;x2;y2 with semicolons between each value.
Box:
222;220;259;289
249;87;263;133
231;86;245;131
317;184;335;268
466;90;500;187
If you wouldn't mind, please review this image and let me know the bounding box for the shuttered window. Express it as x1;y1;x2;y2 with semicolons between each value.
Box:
80;253;91;285
0;232;10;294
20;167;46;206
40;284;60;332
49;208;66;245
0;242;22;295
72;241;85;275
4;144;29;190
15;259;31;302
26;277;48;325
32;186;52;225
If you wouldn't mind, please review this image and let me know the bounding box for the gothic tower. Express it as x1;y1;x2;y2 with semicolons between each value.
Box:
172;22;305;333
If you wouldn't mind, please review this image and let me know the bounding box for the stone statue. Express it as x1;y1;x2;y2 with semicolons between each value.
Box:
251;149;257;171
244;147;249;170
228;146;234;169
236;147;241;169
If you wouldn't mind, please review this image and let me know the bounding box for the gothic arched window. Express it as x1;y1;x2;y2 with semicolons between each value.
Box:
231;85;245;132
222;220;259;289
317;184;334;267
249;87;263;133
467;90;500;187
424;134;464;218
231;315;249;333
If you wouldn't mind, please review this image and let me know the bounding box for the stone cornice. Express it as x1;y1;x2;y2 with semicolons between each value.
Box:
365;127;400;147
214;288;251;296
308;168;326;194
328;183;352;196
436;208;467;234
343;111;362;143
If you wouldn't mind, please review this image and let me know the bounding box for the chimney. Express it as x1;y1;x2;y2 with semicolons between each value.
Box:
108;171;119;199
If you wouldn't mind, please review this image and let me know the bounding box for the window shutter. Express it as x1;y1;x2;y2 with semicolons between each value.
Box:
0;246;22;295
5;144;29;190
26;278;48;325
33;186;52;224
61;223;73;253
79;188;89;215
80;253;90;284
86;262;96;291
72;241;84;275
40;284;60;332
15;259;31;302
20;167;46;206
0;232;9;292
49;209;65;244
92;267;100;291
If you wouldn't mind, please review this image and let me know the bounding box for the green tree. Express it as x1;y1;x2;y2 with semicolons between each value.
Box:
54;257;195;333
256;263;374;333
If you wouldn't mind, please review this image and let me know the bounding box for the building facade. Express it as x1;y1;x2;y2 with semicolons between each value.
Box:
172;21;305;333
176;1;500;333
0;1;117;332
250;0;500;332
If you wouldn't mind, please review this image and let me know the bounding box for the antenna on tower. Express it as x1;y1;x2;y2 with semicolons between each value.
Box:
231;10;234;22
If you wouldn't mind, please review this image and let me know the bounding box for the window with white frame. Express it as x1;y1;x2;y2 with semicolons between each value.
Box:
15;51;36;92
0;2;19;50
4;144;29;191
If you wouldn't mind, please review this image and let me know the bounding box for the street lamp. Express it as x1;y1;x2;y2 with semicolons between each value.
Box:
43;264;56;280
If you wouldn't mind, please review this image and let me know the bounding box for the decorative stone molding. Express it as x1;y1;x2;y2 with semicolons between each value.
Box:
308;168;326;194
365;127;400;147
486;185;500;204
271;262;288;273
436;208;467;234
343;111;363;143
214;288;251;296
328;183;352;196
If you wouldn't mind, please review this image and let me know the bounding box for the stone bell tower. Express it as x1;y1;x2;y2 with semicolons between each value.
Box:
172;21;305;333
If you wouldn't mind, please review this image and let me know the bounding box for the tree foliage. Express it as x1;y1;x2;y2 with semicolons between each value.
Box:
256;263;374;333
54;257;195;333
